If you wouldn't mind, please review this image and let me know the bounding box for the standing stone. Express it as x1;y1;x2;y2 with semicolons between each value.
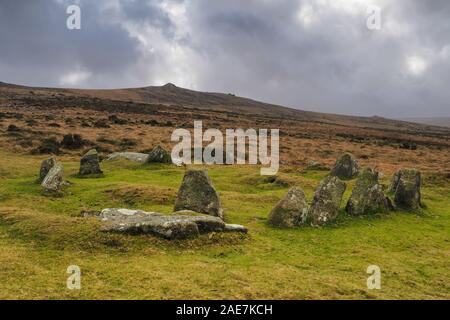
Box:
147;145;172;163
79;149;103;176
41;162;64;193
174;170;224;219
309;176;346;226
330;153;359;180
388;170;402;193
346;168;391;216
38;157;56;183
268;187;309;227
392;169;422;209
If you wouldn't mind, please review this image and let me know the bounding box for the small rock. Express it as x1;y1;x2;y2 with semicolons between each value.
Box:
392;169;422;210
147;145;172;163
224;224;248;233
79;149;103;176
268;187;309;227
174;170;224;219
309;176;346;226
330;153;359;180
81;210;101;218
346;168;391;216
38;157;57;183
41;162;64;193
305;160;329;171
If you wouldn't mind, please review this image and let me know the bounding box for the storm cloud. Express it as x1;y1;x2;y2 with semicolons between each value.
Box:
0;0;449;117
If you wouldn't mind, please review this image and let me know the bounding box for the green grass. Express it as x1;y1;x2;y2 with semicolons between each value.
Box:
0;150;449;299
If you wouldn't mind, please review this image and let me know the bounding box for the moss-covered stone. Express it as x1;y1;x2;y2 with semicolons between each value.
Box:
79;149;103;176
147;145;172;163
330;153;359;180
38;157;56;183
41;162;64;193
392;169;422;210
174;170;224;219
346;168;391;216
268;187;309;227
309;176;346;226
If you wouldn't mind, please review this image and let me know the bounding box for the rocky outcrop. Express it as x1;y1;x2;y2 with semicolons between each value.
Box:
330;153;359;180
87;208;246;240
391;169;422;210
268;187;309;227
147;145;172;163
346;168;391;215
174;170;224;219
309;176;346;226
105;152;149;163
41;162;64;193
38;157;57;183
79;149;103;176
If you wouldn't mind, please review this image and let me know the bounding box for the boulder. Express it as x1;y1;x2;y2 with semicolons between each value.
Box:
309;176;346;226
147;145;172;163
346;168;391;215
93;208;245;240
41;162;64;193
105;152;149;163
79;149;103;176
38;157;56;183
267;187;309;227
174;170;224;219
330;153;359;180
392;169;422;210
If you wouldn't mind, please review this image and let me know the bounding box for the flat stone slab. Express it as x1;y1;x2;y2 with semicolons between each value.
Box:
105;152;150;163
86;208;247;240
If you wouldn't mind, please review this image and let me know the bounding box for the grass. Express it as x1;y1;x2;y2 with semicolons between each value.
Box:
0;150;449;299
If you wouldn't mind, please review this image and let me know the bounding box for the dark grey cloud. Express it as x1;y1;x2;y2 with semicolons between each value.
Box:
0;0;449;117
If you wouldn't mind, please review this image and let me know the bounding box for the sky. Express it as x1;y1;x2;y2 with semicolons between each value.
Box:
0;0;449;118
